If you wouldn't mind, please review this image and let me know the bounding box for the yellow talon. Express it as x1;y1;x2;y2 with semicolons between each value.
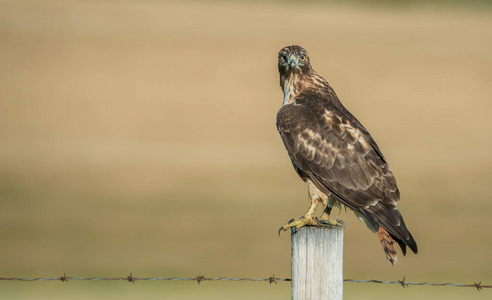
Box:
319;213;345;227
278;214;345;236
278;215;320;235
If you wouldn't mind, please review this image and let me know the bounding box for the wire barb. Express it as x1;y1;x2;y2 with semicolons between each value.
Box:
475;282;482;291
398;276;408;288
127;273;135;285
195;275;204;284
269;274;277;285
59;272;69;283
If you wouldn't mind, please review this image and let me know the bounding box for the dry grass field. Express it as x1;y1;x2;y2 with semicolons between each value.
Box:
0;0;491;299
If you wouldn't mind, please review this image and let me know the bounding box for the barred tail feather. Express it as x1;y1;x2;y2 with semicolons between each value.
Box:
377;227;398;265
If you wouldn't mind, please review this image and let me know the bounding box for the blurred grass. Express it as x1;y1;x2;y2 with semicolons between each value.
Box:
1;0;491;299
298;0;492;10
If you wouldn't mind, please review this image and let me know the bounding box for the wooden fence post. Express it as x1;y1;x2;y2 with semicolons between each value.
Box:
291;226;344;300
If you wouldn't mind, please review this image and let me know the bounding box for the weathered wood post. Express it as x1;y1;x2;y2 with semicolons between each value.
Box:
291;226;344;300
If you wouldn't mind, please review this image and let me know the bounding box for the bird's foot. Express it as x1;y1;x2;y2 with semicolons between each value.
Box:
278;215;321;236
319;212;345;229
319;219;345;229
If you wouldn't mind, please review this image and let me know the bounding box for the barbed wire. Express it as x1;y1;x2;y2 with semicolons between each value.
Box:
0;274;489;291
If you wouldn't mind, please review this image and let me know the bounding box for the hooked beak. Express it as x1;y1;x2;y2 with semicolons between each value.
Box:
288;55;298;68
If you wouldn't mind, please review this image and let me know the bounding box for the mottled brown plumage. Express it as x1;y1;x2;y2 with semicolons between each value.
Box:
276;45;417;264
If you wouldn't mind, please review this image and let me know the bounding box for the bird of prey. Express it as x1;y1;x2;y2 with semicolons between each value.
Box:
276;45;417;264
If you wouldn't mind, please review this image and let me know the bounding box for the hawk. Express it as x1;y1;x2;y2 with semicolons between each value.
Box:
276;45;417;264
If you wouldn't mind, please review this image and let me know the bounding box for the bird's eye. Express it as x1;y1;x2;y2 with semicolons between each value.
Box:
280;55;287;62
299;55;306;62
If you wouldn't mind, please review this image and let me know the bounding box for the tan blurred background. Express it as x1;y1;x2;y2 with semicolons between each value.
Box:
1;0;491;299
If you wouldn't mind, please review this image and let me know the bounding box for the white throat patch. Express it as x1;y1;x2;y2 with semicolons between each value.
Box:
282;76;298;106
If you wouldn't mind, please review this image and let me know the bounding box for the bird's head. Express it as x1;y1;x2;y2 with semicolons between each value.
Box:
278;45;311;75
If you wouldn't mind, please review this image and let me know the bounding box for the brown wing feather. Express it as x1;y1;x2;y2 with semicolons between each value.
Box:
276;91;417;254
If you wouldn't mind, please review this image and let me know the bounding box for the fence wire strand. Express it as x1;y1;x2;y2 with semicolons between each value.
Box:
0;274;489;291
